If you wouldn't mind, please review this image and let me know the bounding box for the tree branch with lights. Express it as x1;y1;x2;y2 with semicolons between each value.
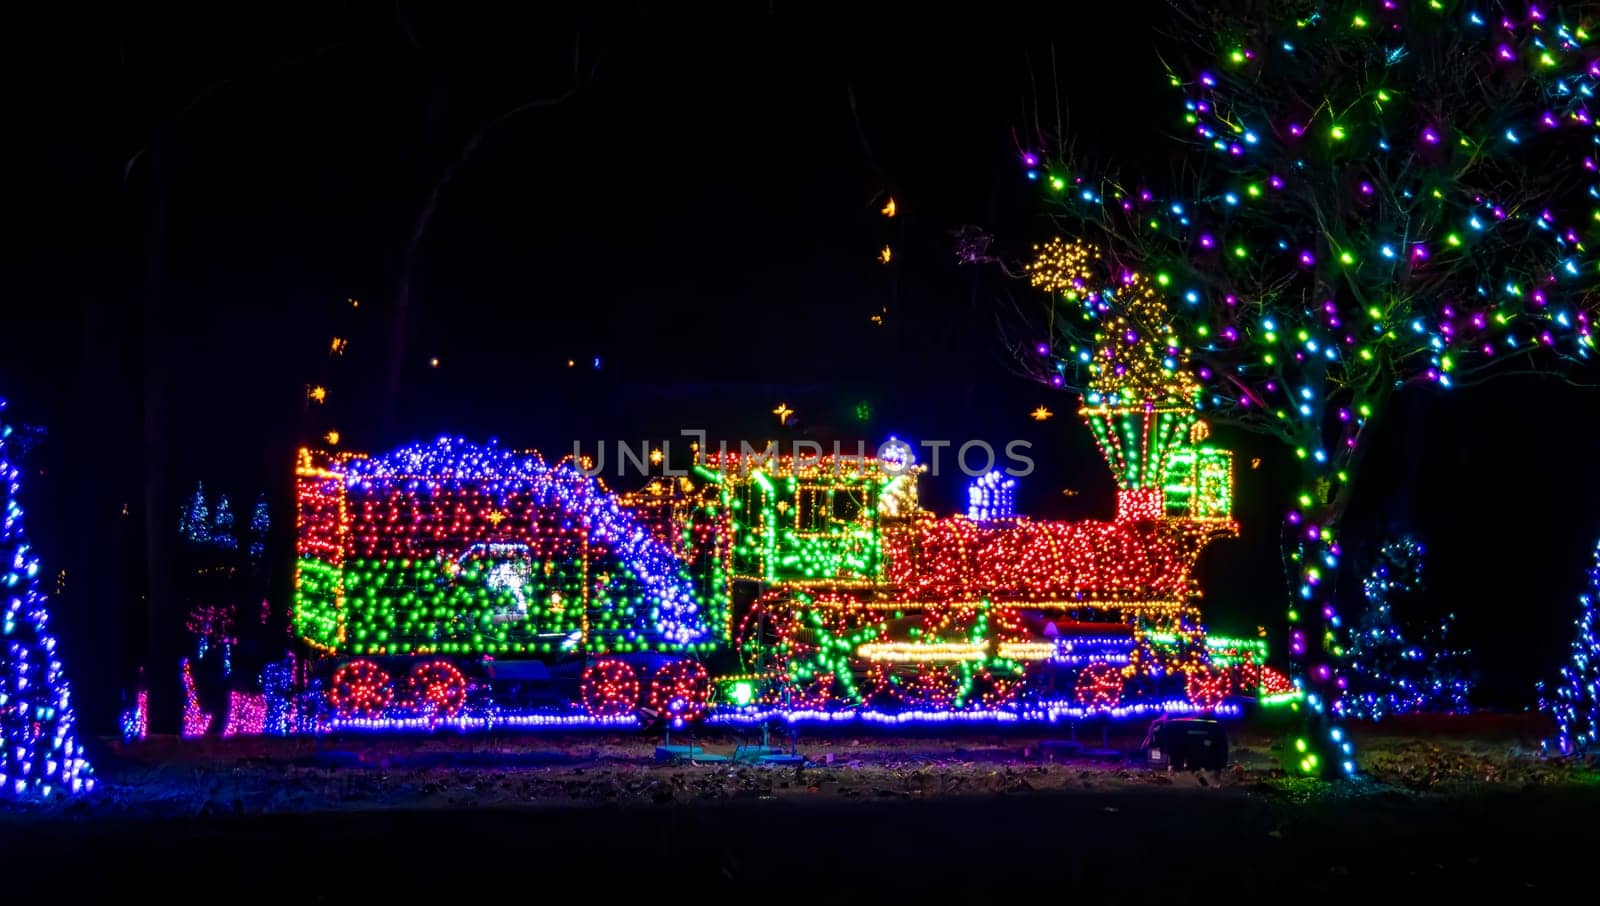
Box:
1007;1;1599;776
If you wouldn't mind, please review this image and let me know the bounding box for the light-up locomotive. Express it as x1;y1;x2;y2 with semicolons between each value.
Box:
710;429;1239;720
292;418;1288;731
291;288;1293;731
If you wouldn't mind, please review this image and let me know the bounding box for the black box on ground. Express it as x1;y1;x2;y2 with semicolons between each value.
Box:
1143;718;1228;770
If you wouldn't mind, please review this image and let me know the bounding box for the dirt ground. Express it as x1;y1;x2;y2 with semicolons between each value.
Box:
3;713;1596;898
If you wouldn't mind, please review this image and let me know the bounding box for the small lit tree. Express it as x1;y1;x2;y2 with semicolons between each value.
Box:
1013;2;1599;775
1539;535;1600;755
248;494;270;562
0;400;95;799
1339;537;1472;720
212;494;236;549
179;481;209;544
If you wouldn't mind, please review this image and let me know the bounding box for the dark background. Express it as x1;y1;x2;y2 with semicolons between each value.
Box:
3;2;1597;730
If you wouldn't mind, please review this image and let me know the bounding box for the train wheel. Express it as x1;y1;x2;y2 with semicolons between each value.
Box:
1074;662;1123;711
580;658;640;718
734;593;805;675
409;660;467;718
904;665;971;711
1228;661;1266;698
856;664;903;709
649;660;710;726
1185;665;1229;712
330;660;393;718
786;672;847;710
974;672;1021;710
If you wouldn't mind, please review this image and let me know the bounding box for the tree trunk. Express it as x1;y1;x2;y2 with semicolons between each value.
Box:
1282;525;1354;777
1277;356;1383;778
140;127;179;735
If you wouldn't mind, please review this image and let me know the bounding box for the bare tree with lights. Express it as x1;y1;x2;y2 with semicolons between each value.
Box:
1008;1;1599;776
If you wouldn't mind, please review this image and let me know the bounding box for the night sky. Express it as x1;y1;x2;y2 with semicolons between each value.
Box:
5;2;1599;727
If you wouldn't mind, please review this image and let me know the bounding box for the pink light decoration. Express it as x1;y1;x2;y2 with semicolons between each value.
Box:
180;659;213;738
223;691;267;737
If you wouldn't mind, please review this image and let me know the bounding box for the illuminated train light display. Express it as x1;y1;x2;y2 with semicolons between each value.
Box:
287;427;1293;733
286;306;1294;733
